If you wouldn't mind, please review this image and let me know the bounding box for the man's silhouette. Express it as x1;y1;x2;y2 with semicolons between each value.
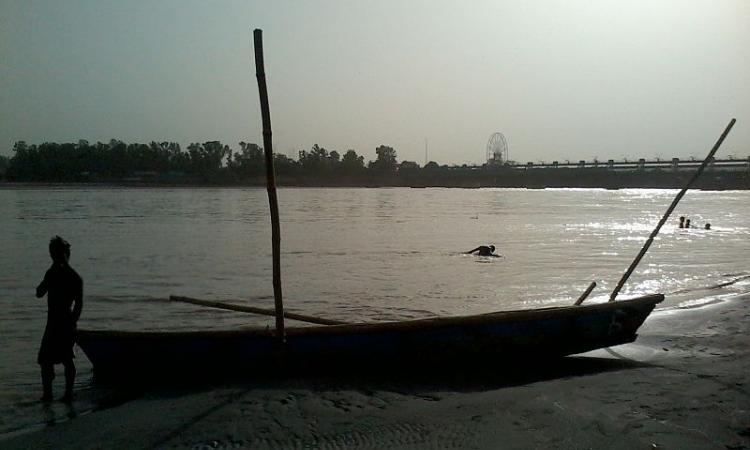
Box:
36;236;83;403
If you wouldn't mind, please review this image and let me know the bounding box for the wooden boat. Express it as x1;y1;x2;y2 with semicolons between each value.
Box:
77;294;662;379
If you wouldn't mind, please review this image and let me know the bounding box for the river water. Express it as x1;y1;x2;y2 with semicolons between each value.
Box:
1;187;749;434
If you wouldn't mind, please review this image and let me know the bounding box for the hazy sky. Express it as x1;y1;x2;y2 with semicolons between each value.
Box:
1;0;748;165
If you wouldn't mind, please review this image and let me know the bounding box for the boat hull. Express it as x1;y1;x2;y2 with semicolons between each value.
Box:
77;294;663;379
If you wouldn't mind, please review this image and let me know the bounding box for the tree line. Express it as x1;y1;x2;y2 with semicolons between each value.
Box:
0;139;426;184
2;140;746;189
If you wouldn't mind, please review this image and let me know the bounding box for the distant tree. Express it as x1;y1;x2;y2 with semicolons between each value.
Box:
273;153;298;176
6;139;207;182
161;142;186;172
105;139;129;177
340;149;365;174
6;141;31;180
187;141;230;175
12;141;29;154
229;142;264;177
423;161;440;171
299;144;335;176
128;143;154;172
145;141;178;173
0;154;10;178
11;141;86;180
369;145;397;172
204;141;231;168
399;160;420;172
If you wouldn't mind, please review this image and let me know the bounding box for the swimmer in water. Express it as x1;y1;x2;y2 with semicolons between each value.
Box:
465;245;500;257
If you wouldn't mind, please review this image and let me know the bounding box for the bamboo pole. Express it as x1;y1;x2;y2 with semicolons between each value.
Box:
574;281;596;306
609;118;736;301
170;296;349;325
253;29;285;340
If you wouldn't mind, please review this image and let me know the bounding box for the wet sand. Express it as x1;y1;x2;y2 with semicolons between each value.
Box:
2;296;748;449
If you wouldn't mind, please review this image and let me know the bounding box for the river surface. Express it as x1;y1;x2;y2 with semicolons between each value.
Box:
1;187;749;434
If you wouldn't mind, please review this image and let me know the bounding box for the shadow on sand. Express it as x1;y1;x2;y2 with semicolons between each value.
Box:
92;353;651;401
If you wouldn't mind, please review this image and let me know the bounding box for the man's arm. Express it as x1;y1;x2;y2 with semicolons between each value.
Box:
72;278;83;322
36;270;50;298
465;247;480;254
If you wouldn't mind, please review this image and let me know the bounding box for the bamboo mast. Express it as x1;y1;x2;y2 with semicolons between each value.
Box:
609;118;736;302
253;29;285;339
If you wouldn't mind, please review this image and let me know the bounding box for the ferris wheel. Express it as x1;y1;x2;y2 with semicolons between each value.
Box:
486;132;509;165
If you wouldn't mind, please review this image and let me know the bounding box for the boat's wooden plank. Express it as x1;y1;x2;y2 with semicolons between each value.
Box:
87;294;663;339
170;295;349;326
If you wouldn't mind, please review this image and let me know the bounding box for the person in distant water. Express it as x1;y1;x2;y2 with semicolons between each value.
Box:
36;236;83;403
685;219;692;229
704;223;711;230
465;245;500;257
678;216;685;228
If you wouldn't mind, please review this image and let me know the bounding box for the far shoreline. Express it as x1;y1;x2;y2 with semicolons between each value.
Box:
1;181;749;191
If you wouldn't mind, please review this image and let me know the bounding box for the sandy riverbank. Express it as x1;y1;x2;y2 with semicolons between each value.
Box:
2;295;748;449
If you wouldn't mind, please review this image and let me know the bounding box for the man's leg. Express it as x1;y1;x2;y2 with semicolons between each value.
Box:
61;359;76;402
40;363;54;401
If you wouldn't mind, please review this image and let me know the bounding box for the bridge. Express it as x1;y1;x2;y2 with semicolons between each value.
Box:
481;132;748;172
506;157;750;172
474;157;750;172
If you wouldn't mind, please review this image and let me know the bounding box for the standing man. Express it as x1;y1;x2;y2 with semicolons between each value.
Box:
36;236;83;403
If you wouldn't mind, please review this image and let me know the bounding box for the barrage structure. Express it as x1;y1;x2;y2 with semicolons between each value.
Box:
506;157;750;172
431;154;750;189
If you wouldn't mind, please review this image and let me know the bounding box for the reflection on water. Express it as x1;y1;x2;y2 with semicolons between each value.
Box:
0;187;749;433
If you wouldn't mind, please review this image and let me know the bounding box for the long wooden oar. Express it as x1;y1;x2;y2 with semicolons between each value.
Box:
170;295;349;326
609;118;736;301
